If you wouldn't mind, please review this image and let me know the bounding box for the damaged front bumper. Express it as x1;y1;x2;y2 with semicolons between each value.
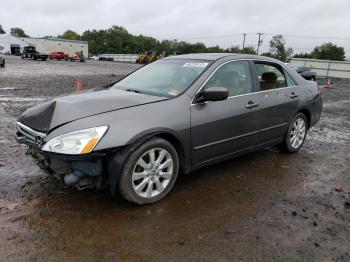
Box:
16;121;46;148
16;122;106;190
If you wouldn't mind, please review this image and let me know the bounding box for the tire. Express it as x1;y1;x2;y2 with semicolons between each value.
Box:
280;113;308;153
0;60;4;68
117;137;179;205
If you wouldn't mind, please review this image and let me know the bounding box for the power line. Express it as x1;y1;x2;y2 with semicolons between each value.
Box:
259;44;350;53
179;33;243;41
179;32;350;42
263;33;350;41
176;32;350;54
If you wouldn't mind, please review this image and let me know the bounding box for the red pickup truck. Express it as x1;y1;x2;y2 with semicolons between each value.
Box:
49;52;69;60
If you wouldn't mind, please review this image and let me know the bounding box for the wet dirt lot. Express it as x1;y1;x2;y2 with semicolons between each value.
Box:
0;56;349;261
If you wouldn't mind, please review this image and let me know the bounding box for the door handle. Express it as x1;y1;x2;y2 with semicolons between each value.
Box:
245;101;259;109
289;92;299;98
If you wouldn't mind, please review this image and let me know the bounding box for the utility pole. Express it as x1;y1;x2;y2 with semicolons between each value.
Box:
256;33;263;54
242;33;246;53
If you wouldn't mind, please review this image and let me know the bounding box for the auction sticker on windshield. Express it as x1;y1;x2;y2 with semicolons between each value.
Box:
183;62;209;68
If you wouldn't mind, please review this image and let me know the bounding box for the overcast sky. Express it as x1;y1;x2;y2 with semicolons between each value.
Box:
1;0;350;56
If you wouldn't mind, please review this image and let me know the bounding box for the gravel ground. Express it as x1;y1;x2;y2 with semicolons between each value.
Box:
0;56;349;261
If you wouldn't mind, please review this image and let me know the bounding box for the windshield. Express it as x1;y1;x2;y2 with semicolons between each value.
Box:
112;59;210;97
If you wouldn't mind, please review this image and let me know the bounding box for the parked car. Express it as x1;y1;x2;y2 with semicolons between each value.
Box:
21;46;48;61
15;54;322;205
0;54;5;67
67;53;85;62
90;55;100;61
291;66;316;81
49;52;69;60
99;56;113;61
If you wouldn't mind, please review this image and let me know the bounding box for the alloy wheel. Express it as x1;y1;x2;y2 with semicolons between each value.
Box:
290;118;306;149
132;148;174;198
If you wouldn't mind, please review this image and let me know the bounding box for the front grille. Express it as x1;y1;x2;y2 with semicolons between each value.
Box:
16;122;46;146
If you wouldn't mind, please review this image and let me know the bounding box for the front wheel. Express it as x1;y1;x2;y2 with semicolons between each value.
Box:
280;113;308;153
117;137;179;205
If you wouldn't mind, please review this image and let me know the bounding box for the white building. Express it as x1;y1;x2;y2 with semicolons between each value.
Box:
0;34;88;56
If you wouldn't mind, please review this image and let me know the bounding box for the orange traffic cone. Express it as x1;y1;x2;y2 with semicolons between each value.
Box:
76;76;83;91
325;77;331;89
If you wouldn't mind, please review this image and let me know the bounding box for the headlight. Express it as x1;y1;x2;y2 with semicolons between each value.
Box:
42;126;108;155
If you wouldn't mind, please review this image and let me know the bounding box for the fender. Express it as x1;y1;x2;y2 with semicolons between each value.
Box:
107;133;154;196
108;128;189;195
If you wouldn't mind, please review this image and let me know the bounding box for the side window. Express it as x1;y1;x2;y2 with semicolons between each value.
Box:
204;61;252;97
255;63;287;91
284;70;297;87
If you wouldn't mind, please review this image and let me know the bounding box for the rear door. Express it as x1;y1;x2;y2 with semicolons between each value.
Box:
190;60;260;166
253;61;300;143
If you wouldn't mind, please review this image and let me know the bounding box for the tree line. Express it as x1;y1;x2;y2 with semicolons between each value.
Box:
0;25;346;61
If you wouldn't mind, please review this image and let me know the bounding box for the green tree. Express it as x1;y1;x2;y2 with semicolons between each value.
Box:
76;24;265;55
269;35;293;61
225;45;241;53
0;25;5;34
242;46;257;55
205;45;224;53
223;45;256;54
58;30;81;40
293;43;345;61
260;52;276;58
10;27;29;37
311;43;345;61
293;52;313;59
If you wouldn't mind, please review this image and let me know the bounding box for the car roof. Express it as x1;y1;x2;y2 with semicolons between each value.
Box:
163;53;281;63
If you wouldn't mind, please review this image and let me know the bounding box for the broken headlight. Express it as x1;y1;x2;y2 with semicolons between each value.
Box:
42;126;108;155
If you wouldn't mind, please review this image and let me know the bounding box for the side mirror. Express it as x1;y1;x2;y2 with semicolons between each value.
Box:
198;87;228;102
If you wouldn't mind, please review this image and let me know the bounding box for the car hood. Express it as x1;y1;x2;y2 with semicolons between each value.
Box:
18;88;167;133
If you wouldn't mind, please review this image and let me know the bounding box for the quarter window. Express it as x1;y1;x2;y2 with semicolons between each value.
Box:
284;70;297;87
203;61;252;97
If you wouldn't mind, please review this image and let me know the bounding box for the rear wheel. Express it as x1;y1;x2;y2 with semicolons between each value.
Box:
0;60;4;68
117;137;179;205
280;113;308;153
